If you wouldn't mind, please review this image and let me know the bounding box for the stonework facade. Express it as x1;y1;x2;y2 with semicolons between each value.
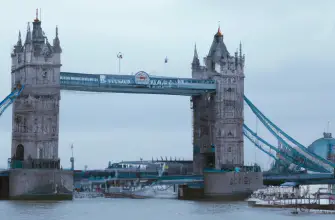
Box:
9;169;73;200
11;16;62;161
204;171;262;198
192;27;245;174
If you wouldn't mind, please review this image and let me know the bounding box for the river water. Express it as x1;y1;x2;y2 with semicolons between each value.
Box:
0;198;334;220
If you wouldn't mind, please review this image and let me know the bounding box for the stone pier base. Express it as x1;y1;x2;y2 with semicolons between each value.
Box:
9;169;73;200
204;171;263;200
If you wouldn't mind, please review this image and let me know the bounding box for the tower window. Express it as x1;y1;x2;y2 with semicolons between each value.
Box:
225;87;234;92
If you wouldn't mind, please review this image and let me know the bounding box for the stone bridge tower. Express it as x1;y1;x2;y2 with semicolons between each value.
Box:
11;13;61;163
191;27;245;174
9;12;73;200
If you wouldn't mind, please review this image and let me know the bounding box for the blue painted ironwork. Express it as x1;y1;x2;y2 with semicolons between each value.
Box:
247;112;329;173
243;125;279;161
264;173;335;185
60;72;216;96
244;124;301;169
264;173;334;180
243;124;324;172
0;170;9;177
244;96;334;173
0;84;24;117
244;96;335;169
154;179;203;185
158;175;203;181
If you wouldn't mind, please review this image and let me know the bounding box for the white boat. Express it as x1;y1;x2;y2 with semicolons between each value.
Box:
132;184;177;199
104;184;177;199
74;191;104;199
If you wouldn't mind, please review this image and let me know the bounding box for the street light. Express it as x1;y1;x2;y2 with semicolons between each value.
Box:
117;52;123;73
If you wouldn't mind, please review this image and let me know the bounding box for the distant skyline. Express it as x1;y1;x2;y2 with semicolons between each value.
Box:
0;0;334;170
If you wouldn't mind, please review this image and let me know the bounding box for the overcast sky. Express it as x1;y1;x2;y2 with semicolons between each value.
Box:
0;0;334;170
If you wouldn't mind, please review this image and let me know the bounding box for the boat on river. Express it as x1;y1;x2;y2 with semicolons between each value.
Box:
104;183;177;199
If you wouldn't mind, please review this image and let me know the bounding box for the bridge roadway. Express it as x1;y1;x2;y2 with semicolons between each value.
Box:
2;168;334;185
263;173;335;185
71;170;335;185
60;72;216;96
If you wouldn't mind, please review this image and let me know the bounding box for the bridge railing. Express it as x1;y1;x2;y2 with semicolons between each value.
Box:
204;165;262;173
9;158;61;169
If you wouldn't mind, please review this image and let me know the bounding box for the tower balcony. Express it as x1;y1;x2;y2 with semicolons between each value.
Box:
9;158;61;169
12;132;58;141
194;145;215;154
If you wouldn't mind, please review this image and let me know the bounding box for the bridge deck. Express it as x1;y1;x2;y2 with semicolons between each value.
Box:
263;173;335;180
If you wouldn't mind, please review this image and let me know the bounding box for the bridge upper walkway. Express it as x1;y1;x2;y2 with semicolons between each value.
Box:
60;72;216;96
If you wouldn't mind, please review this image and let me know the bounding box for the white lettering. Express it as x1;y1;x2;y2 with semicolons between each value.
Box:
105;78;132;85
150;79;173;86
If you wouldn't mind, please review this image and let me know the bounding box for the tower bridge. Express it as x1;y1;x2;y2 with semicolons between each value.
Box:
10;14;246;173
4;13;255;199
1;12;334;200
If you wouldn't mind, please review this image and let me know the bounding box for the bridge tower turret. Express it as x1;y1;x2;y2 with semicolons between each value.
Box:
191;26;245;174
11;11;61;163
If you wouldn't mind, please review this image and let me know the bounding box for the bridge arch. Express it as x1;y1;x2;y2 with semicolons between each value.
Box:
15;144;24;161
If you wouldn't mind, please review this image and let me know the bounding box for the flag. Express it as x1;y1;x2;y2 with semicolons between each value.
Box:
164;57;168;63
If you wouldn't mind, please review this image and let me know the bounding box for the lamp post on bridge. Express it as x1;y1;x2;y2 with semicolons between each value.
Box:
117;52;123;73
70;144;74;170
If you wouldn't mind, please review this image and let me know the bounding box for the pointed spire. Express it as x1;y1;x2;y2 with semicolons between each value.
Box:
14;31;23;53
53;25;62;53
34;8;40;22
217;26;223;37
17;31;22;46
194;43;198;59
31;9;45;44
239;41;242;59
207;25;229;61
192;43;200;68
18;31;21;41
216;22;223;37
24;22;32;45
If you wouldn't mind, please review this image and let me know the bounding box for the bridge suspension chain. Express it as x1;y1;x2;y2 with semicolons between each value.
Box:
245;103;330;172
244;96;333;173
243;125;279;161
0;85;24;117
243;124;307;172
245;96;334;169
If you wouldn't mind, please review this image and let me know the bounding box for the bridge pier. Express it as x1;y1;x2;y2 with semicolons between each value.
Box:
9;168;73;200
190;28;262;198
9;14;72;200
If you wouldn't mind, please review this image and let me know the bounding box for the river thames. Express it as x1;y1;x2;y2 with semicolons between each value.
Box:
0;198;334;220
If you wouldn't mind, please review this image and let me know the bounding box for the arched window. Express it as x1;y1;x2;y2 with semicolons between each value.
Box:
15;144;24;161
38;147;43;159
